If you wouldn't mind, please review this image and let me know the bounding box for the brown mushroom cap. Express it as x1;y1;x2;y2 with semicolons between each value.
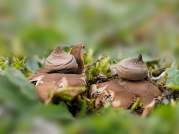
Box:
29;73;86;103
43;46;78;73
91;79;161;109
117;55;148;81
36;43;85;74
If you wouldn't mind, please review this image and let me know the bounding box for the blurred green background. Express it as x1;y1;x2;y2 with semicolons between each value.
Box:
0;0;179;134
0;0;179;58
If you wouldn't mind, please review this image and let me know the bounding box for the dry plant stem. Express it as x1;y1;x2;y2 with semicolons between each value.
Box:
151;71;167;81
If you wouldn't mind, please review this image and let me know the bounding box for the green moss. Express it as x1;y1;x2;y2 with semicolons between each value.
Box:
86;56;112;81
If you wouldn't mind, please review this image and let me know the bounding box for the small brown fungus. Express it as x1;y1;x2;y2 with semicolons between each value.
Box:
28;43;86;103
116;54;148;81
91;54;161;114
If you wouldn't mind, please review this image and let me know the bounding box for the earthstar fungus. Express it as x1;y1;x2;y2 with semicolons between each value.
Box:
29;43;86;104
91;55;161;115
